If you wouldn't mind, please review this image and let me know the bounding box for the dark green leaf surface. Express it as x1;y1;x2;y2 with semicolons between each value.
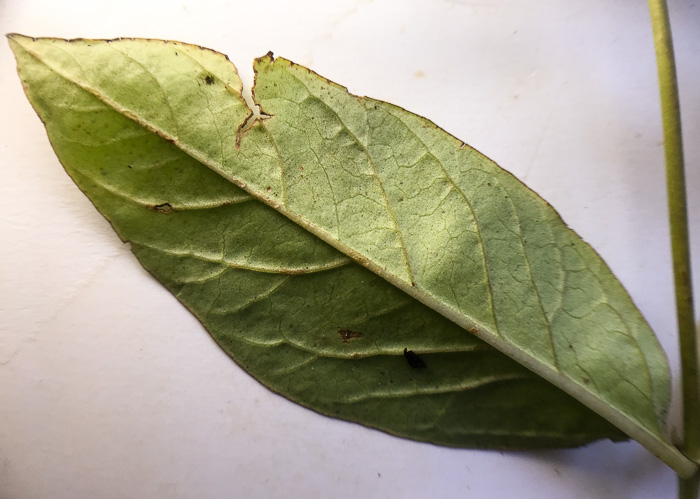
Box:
8;35;686;467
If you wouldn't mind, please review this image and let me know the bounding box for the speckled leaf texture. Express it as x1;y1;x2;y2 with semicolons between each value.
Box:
8;35;682;462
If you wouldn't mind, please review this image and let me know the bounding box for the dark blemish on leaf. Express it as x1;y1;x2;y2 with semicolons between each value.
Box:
469;327;478;335
398;197;404;202
338;329;362;343
351;353;360;359
583;377;590;384
204;74;215;85
266;186;272;192
411;282;416;287
153;203;173;214
404;348;426;368
127;165;132;169
276;268;308;275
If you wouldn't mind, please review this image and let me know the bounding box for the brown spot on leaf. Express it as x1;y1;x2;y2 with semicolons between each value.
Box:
153;203;173;214
204;74;215;85
338;329;362;343
277;268;307;275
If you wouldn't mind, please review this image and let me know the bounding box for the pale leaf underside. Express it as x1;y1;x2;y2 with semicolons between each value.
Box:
9;35;694;472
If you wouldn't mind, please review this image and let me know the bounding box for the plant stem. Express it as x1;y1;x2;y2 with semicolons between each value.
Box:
648;0;699;493
680;475;699;499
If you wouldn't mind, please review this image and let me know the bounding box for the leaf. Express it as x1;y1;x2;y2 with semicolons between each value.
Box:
7;35;693;471
9;34;623;450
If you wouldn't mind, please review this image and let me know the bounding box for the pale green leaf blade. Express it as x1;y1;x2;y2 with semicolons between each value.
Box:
246;56;682;466
8;34;627;449
9;35;694;474
249;53;672;427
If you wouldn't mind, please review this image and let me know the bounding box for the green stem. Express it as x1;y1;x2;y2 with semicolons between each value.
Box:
648;0;700;494
680;474;700;499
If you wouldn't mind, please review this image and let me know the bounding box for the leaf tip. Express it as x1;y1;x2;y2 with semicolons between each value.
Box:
5;33;33;42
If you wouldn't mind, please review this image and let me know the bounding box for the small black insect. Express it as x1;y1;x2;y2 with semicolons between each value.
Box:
403;348;426;368
204;74;215;85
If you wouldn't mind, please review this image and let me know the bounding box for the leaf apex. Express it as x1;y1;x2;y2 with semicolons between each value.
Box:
6;32;30;43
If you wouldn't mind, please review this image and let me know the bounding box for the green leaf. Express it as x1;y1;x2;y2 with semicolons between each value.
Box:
7;34;692;472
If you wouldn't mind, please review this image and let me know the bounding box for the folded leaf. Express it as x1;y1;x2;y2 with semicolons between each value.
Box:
9;35;692;472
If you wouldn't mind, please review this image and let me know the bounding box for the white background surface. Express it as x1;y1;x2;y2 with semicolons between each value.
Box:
1;0;699;497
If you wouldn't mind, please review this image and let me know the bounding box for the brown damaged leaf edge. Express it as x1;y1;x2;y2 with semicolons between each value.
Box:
7;34;696;476
10;34;235;59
